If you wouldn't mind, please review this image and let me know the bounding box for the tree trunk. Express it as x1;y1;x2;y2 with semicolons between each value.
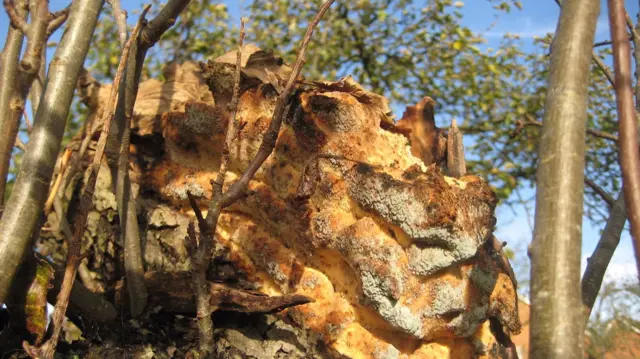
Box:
529;0;600;358
1;47;522;359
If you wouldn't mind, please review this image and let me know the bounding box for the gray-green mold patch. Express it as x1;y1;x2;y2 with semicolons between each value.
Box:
407;235;478;276
360;271;423;338
373;344;400;359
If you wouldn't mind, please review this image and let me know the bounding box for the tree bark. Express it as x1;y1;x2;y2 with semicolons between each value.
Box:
529;0;600;358
0;0;27;206
0;0;105;304
581;192;626;326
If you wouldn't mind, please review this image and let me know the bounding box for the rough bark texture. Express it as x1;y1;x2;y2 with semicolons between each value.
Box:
6;46;521;358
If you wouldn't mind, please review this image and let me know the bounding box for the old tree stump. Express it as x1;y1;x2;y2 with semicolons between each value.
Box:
10;46;521;358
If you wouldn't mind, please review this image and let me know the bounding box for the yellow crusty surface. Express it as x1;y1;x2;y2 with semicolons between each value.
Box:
92;47;520;358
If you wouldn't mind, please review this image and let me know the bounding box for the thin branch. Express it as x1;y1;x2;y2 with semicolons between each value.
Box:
189;0;335;351
20;0;49;87
581;192;627;326
594;35;634;48
221;0;336;209
14;137;26;152
139;0;191;50
106;0;127;47
43;148;72;216
594;39;613;48
625;11;640;46
584;177;615;207
592;51;617;87
3;0;29;35
188;19;245;355
107;0;192;172
608;0;640;280
45;5;70;38
23;108;32;133
519;113;619;142
0;0;27;206
106;0;191;319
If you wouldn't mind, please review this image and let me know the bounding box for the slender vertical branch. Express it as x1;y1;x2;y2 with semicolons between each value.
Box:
221;0;336;208
187;19;245;355
22;7;149;358
0;0;27;206
608;0;640;280
0;0;51;200
581;192;627;326
0;0;104;305
187;1;335;353
107;0;127;47
529;1;600;359
104;0;191;318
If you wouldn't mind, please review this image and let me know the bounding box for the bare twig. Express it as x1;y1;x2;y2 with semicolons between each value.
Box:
14;137;26;152
519;113;619;142
188;19;246;355
625;11;640;44
23;108;32;133
101;0;191;317
592;51;616;87
27;48;45;115
3;0;29;35
221;0;336;208
594;39;614;48
584;177;615;207
22;7;150;358
45;5;71;38
608;0;640;280
43;148;72;215
188;1;335;352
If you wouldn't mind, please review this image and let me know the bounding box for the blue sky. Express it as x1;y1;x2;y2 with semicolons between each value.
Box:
1;0;638;290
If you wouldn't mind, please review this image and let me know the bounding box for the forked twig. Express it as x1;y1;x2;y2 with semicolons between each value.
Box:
187;18;246;355
3;0;29;35
187;1;335;354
